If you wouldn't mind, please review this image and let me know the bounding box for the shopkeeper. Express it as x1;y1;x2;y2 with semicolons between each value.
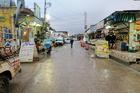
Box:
105;31;116;49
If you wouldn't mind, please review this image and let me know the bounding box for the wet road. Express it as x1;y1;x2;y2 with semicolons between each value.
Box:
11;42;140;93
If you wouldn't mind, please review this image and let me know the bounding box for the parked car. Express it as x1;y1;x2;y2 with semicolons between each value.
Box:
55;37;64;46
0;47;21;93
64;38;70;44
43;38;52;54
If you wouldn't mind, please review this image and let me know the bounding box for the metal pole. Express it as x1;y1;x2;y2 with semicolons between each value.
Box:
84;12;87;30
44;0;47;20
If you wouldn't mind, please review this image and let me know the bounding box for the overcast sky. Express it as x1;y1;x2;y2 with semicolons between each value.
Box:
24;0;140;34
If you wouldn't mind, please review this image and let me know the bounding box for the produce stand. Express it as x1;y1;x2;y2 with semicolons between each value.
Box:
94;40;110;58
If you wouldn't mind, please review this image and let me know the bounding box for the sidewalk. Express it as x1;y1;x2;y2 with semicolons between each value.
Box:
110;50;140;64
110;50;140;72
88;45;140;72
130;64;140;72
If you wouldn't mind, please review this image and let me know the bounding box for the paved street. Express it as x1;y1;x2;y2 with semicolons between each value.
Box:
10;42;140;93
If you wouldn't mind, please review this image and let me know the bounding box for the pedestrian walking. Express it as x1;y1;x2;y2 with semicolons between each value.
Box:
70;38;74;48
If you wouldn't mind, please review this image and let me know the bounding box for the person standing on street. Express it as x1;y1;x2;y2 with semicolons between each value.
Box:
105;31;116;49
11;39;18;51
70;38;74;48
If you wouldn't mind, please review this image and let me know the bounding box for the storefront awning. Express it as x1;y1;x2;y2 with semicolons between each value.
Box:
105;10;140;23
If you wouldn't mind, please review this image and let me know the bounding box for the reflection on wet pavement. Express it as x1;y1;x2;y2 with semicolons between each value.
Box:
11;42;140;93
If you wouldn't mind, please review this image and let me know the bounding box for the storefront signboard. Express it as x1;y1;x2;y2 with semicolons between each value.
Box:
135;21;140;30
0;8;12;30
19;41;38;62
129;22;140;51
95;40;109;58
19;42;34;62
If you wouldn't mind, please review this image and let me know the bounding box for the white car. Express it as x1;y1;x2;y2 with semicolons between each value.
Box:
0;47;21;93
55;37;64;46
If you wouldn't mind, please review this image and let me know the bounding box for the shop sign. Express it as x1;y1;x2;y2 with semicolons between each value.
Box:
135;20;140;25
0;8;12;29
135;21;140;30
135;25;140;30
19;42;35;62
95;40;109;58
0;16;6;22
19;41;39;62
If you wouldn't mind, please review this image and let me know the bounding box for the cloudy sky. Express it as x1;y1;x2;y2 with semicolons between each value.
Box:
24;0;140;34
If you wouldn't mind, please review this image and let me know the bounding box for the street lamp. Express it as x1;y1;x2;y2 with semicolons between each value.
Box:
44;1;51;22
45;14;51;21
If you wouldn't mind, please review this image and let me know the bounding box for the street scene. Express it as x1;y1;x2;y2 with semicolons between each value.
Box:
0;0;140;93
10;42;140;93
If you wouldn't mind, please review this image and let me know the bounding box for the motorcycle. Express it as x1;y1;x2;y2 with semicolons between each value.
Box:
43;38;52;55
44;43;52;55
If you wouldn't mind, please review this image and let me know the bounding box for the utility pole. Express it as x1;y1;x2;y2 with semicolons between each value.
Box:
44;0;47;20
17;0;25;8
84;12;87;30
44;0;51;22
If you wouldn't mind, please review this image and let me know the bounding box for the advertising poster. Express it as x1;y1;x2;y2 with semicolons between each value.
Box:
95;40;110;58
0;8;12;30
19;42;34;62
19;41;39;62
129;22;140;51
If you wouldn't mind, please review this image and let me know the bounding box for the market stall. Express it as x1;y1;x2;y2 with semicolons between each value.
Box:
95;40;110;58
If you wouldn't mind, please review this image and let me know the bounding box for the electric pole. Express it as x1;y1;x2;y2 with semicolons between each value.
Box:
84;12;87;30
44;0;47;20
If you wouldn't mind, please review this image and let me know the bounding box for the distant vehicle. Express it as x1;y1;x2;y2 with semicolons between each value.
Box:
55;37;64;46
64;38;70;44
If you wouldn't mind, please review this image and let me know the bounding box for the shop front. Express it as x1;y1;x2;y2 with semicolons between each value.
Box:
129;20;140;52
17;8;41;42
0;7;16;47
84;21;110;58
104;10;140;63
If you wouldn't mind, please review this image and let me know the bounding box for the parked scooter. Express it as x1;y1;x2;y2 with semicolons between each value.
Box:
43;38;52;55
44;43;52;55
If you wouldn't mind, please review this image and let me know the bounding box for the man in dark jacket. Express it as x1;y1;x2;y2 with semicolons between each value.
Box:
105;32;116;49
70;38;74;48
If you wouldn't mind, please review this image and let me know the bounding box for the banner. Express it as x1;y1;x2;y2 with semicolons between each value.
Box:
19;41;39;62
0;8;13;32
